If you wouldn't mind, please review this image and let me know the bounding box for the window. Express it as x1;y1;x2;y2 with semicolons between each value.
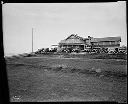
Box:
103;42;109;45
99;42;103;45
111;41;115;45
115;41;120;44
94;43;98;45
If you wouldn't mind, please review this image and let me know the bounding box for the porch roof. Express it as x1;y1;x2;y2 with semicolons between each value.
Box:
91;37;121;42
59;43;85;45
59;40;85;44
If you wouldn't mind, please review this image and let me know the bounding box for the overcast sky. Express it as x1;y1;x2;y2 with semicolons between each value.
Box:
2;2;127;56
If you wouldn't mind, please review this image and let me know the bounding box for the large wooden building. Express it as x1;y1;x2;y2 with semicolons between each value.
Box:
58;34;121;52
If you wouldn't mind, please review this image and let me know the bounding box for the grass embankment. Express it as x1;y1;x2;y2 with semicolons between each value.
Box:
33;52;127;60
63;53;127;60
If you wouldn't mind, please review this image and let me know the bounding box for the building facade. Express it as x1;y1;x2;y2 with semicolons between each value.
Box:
58;34;121;52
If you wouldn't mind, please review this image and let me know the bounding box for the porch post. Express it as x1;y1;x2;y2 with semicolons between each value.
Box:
84;44;85;50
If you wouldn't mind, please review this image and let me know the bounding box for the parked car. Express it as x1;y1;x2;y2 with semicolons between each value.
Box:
44;48;49;52
108;50;115;54
72;49;80;53
35;48;45;54
49;48;57;52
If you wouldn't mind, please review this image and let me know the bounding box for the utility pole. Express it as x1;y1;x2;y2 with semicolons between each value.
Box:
32;28;33;53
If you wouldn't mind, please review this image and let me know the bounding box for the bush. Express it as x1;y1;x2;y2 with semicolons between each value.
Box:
94;54;127;60
70;68;81;73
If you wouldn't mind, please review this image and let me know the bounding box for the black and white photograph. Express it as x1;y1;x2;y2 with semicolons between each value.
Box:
2;2;127;103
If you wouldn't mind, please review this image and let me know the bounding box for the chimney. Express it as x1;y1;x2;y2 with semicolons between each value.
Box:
72;34;75;36
88;36;93;39
88;36;91;38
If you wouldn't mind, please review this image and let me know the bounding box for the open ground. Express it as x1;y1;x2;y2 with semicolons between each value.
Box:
6;54;127;102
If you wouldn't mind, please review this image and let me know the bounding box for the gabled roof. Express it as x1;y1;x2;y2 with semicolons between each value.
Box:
91;37;121;42
59;34;85;44
65;34;85;41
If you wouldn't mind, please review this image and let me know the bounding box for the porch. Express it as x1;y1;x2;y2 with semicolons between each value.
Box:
59;44;86;50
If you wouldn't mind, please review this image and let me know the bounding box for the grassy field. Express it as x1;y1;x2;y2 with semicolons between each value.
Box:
34;52;127;60
6;55;127;102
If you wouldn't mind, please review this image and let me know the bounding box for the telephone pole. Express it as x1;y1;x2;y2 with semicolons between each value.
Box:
32;28;33;53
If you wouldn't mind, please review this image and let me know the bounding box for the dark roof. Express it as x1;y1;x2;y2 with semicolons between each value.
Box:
91;37;121;42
